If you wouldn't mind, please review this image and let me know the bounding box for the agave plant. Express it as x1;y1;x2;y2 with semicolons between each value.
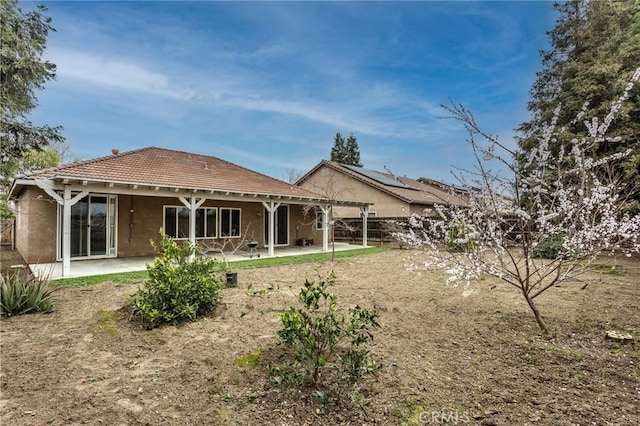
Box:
0;273;56;317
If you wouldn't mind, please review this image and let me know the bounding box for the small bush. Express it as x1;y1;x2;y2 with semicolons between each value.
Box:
0;273;56;317
445;221;475;252
275;272;380;386
533;234;564;259
129;232;225;329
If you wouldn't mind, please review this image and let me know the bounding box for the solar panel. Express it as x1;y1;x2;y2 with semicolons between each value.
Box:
341;164;418;190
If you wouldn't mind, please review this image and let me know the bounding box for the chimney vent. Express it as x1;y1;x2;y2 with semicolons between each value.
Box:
111;148;119;155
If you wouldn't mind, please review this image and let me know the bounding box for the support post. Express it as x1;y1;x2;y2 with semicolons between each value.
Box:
62;185;71;277
59;186;89;277
268;203;275;257
360;206;369;248
179;194;206;261
189;194;196;260
262;201;281;257
320;205;330;252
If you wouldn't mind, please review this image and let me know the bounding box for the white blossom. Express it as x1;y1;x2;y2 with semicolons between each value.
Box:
393;67;640;334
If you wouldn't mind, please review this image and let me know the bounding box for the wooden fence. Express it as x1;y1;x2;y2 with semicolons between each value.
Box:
333;217;408;244
0;219;15;249
332;215;532;247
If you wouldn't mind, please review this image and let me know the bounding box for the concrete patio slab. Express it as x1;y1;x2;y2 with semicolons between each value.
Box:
32;243;365;280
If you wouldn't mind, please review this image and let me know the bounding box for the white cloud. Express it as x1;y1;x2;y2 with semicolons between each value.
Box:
48;48;194;100
218;95;383;136
48;46;442;141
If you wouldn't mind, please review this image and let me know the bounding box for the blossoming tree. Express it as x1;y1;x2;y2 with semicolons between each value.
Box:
393;68;640;335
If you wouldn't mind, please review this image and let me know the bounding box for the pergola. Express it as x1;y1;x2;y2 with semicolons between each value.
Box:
12;175;372;277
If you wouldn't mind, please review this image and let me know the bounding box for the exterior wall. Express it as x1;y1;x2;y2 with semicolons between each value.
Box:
298;165;417;218
14;187;58;263
117;196;319;257
119;196;270;257
290;204;317;245
13;188;323;263
117;194;163;258
409;204;434;217
308;208;327;244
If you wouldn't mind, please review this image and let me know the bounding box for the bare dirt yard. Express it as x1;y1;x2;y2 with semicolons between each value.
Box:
1;249;639;425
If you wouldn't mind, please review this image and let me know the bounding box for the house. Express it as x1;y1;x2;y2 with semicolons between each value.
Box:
416;177;471;199
9;147;371;277
296;160;468;219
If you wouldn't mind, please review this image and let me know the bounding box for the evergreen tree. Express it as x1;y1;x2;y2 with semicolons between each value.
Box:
1;0;64;217
330;132;347;163
344;133;363;167
1;0;64;180
330;132;363;166
518;0;640;209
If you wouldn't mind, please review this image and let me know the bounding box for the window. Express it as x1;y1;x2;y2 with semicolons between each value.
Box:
165;207;177;237
205;208;217;237
220;208;241;237
164;206;217;239
360;210;377;218
315;211;324;230
177;207;190;238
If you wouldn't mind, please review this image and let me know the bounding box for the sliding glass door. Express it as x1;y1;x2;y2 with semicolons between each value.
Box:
59;194;117;259
264;205;289;246
89;196;107;256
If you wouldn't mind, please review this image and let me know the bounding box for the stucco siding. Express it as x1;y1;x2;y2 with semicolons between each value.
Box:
13;189;323;262
14;187;58;263
117;197;311;257
289;205;315;246
299;165;423;218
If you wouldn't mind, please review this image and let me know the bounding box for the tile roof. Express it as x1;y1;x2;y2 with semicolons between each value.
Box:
298;160;468;207
20;147;323;199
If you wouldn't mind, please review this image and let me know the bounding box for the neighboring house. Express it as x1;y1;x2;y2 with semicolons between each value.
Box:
416;177;471;199
296;160;468;219
9;147;370;276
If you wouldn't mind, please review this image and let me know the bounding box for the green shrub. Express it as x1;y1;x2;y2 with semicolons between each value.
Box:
445;221;475;252
0;273;56;317
129;232;225;329
533;234;564;259
275;272;380;386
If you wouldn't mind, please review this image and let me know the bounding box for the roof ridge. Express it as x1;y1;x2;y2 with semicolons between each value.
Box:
149;146;302;190
27;146;154;178
417;176;469;192
10;146;342;201
324;161;414;203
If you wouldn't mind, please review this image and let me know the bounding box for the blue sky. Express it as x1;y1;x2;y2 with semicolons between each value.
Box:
27;1;557;183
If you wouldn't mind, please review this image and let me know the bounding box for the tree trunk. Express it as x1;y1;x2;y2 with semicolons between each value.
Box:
523;291;550;335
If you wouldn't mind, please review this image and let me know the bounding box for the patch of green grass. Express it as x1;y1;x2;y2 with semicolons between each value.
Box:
245;282;277;297
51;246;387;287
391;399;432;424
520;353;538;365
590;263;626;275
207;382;225;395
232;246;388;270
235;350;261;369
52;270;148;288
403;403;427;425
544;343;584;362
95;309;119;336
244;391;257;403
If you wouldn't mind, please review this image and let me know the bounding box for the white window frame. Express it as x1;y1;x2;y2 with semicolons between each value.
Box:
163;206;218;239
202;207;218;238
315;211;324;230
56;193;118;260
220;207;242;238
360;210;377;219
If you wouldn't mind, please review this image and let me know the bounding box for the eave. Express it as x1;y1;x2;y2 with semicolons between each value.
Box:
11;176;371;209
